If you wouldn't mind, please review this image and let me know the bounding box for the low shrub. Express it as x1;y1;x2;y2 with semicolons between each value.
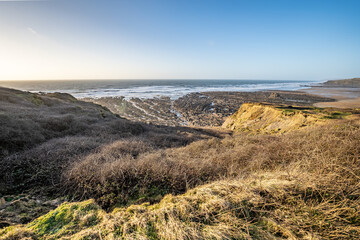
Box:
64;118;360;210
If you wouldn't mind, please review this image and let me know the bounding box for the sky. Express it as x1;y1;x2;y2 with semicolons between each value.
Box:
0;0;359;81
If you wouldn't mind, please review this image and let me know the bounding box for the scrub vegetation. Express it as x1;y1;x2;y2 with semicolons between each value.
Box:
0;87;359;239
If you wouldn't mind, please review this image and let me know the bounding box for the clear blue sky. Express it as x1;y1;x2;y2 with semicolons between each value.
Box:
0;0;359;80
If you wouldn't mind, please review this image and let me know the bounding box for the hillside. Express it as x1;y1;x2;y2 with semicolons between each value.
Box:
322;78;360;88
2;111;360;239
0;87;143;158
1;88;360;239
0;87;227;225
222;103;354;133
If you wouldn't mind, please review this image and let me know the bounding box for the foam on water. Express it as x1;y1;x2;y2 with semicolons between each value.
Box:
0;79;321;99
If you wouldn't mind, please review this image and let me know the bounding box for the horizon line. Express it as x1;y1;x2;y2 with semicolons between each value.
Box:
0;78;327;82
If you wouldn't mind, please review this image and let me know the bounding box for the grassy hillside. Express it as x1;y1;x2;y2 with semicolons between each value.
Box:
0;87;227;221
222;103;355;134
322;78;360;87
0;87;144;157
1;116;360;239
1;88;359;239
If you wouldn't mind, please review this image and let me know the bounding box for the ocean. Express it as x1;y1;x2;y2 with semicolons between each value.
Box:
0;79;319;99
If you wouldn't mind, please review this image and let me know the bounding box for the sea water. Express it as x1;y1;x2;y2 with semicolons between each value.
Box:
0;79;320;99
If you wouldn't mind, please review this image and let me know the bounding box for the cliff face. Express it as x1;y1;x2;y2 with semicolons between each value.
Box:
322;78;360;87
222;103;351;134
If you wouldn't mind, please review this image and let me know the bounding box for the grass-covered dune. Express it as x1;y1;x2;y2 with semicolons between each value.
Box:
0;87;143;157
2;117;360;239
1;87;360;239
222;103;357;134
0;87;226;211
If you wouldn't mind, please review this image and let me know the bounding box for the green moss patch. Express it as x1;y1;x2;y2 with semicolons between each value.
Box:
27;199;104;239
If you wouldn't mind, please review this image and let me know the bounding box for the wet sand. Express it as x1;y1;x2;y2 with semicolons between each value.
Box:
301;87;360;108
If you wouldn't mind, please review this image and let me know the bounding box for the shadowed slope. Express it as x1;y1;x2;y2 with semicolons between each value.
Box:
0;87;227;211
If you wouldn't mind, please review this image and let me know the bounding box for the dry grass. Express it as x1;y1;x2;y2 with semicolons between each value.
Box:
62;117;360;213
0;87;226;196
0;87;143;157
2;165;359;239
1;87;360;239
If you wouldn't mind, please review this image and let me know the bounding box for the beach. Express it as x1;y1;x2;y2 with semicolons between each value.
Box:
301;87;360;108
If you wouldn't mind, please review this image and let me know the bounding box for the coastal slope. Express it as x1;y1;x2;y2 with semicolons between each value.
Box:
222;103;355;133
0;87;227;227
1;88;359;239
322;78;360;88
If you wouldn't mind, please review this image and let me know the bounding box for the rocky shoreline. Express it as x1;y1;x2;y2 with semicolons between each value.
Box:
86;90;335;127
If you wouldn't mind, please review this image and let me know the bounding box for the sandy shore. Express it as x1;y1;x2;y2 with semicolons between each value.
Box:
301;87;360;108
